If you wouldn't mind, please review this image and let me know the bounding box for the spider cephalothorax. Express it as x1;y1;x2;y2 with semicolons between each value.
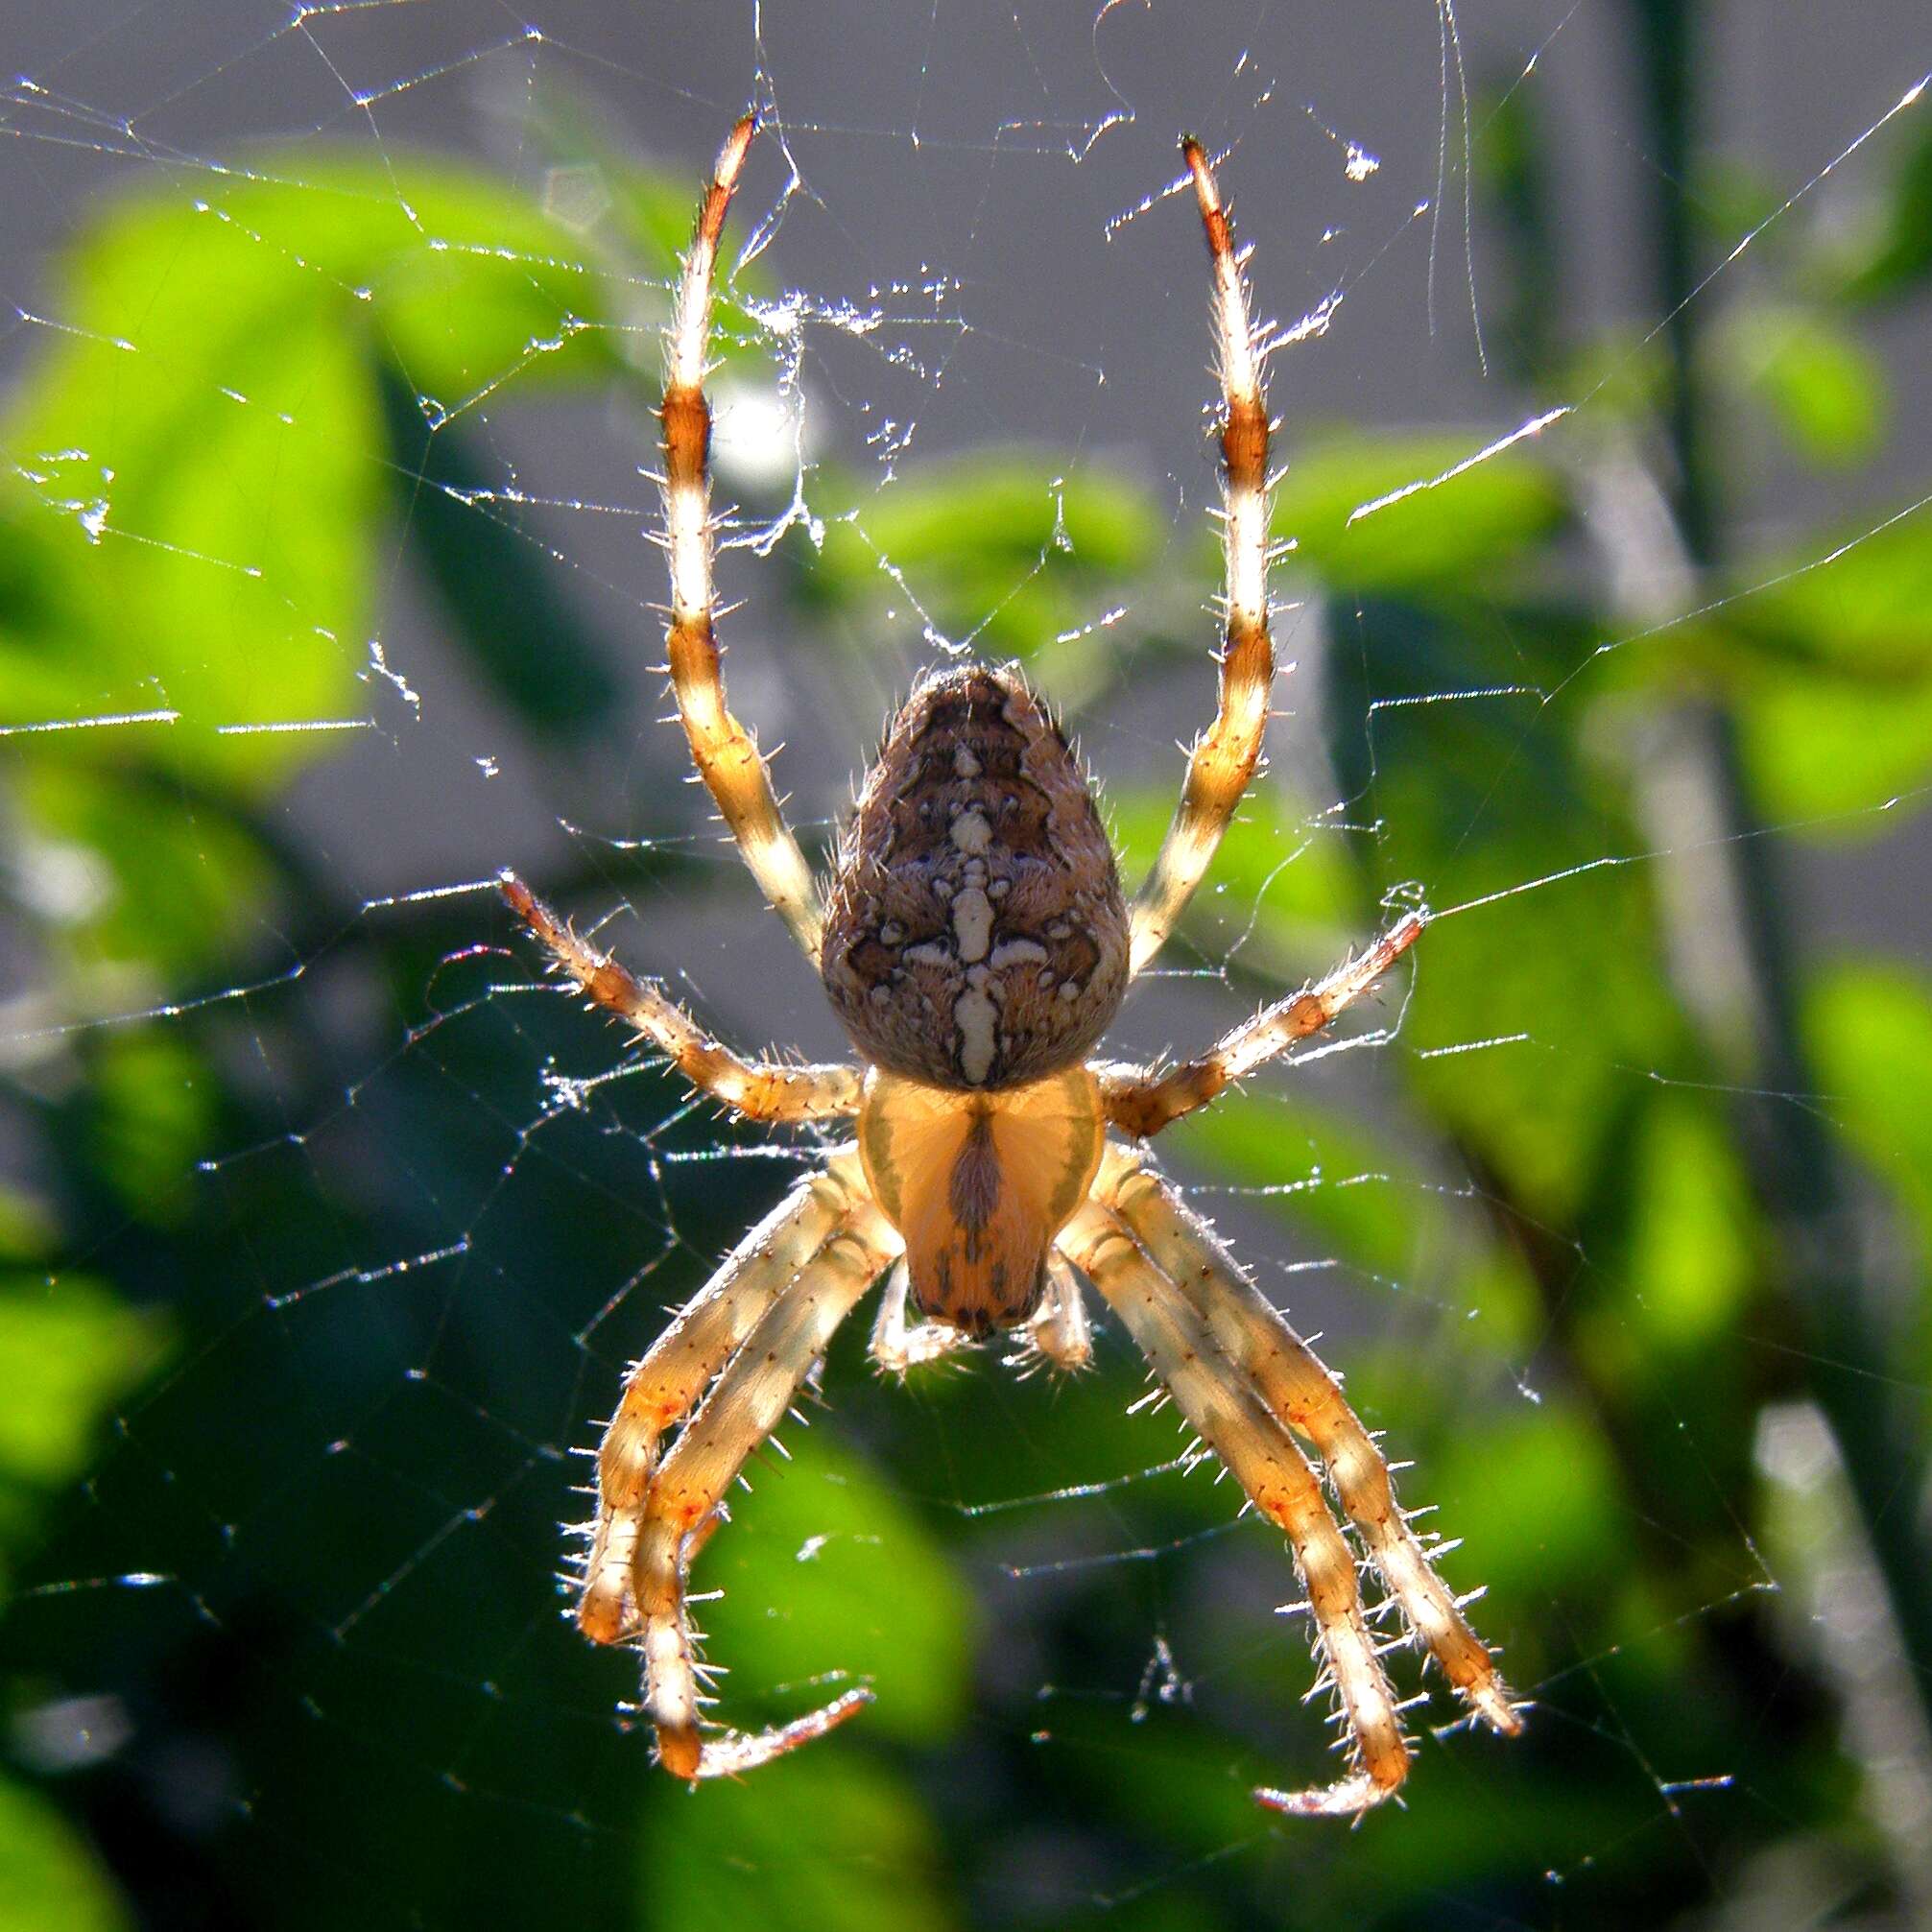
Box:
500;113;1522;1817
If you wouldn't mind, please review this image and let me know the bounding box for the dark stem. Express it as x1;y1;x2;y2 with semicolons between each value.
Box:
1624;0;1932;1695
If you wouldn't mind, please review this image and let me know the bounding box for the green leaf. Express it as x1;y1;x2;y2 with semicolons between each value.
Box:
83;1032;219;1222
1105;779;1357;975
1725;503;1932;824
1805;961;1932;1295
1839;117;1932;303
3;153;638;791
0;1276;163;1491
1716;303;1885;465
1737;669;1932;828
1320;597;1685;1217
8;301;377;790
819;460;1155;578
1731;502;1932;680
694;1426;975;1746
1276;433;1567;592
1606;1097;1756;1358
1432;1403;1622;1605
1172;1089;1429;1283
638;1736;957;1932
0;1776;130;1932
16;762;278;983
803;459;1162;695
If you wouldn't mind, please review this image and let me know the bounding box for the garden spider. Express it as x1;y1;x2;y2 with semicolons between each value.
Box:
501;113;1521;1818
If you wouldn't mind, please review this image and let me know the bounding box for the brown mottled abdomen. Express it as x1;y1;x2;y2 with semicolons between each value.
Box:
822;666;1129;1088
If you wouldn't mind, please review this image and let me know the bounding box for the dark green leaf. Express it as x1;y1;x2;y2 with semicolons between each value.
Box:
638;1729;958;1932
693;1427;975;1746
378;367;620;739
0;1777;131;1932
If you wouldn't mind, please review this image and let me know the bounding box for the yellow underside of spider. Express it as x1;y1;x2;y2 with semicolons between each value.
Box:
858;1065;1105;1336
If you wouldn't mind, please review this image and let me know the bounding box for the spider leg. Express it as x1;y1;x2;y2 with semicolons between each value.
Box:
636;1191;900;1778
1020;1253;1093;1373
869;1260;977;1373
1093;1146;1521;1742
1101;912;1425;1138
1129;137;1276;978
1059;1196;1410;1818
660;113;825;963
572;1148;871;1643
501;872;859;1124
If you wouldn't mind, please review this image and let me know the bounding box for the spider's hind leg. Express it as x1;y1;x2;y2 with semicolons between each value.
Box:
572;1151;870;1644
1128;136;1277;977
657;113;825;962
1092;1145;1522;1749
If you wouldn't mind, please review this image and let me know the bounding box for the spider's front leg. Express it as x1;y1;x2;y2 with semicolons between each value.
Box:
1093;1147;1521;1746
571;1153;870;1643
1059;1197;1412;1816
658;113;825;962
1130;137;1277;976
633;1189;900;1779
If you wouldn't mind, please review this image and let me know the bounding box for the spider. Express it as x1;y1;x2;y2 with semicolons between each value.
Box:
500;112;1522;1819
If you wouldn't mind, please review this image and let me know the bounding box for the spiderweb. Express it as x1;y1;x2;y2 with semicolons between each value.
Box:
5;3;1931;1926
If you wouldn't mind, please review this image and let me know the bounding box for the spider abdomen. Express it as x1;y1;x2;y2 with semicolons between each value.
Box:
822;666;1129;1089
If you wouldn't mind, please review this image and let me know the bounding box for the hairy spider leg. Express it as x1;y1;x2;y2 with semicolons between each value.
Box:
660;112;825;962
635;1192;900;1777
1129;137;1277;976
1027;1253;1095;1372
1095;1148;1521;1741
1060;1197;1412;1817
869;1251;1094;1375
574;1151;872;1642
1101;912;1426;1137
500;872;860;1124
869;1260;976;1373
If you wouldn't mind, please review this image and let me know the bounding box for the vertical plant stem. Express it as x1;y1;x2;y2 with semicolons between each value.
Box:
1624;0;1932;1712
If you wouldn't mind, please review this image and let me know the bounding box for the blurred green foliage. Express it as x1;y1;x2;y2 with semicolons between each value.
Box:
4;25;1932;1932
